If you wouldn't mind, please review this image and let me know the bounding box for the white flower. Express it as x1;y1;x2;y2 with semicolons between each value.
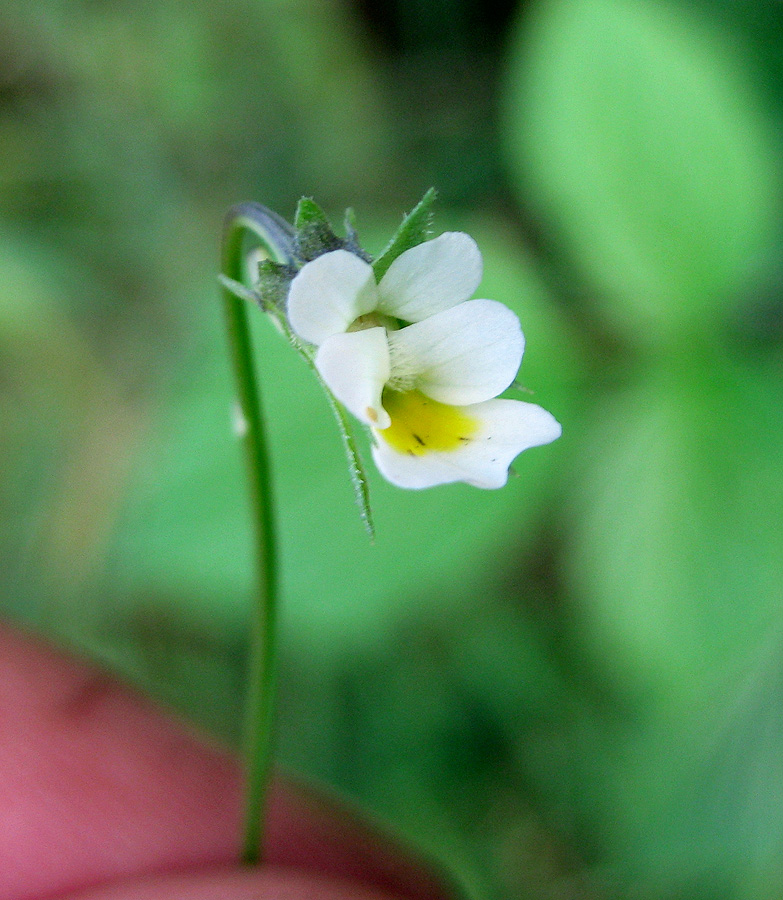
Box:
287;233;561;489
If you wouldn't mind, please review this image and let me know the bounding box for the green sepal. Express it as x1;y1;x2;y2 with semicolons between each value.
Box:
316;377;376;542
294;198;344;262
255;258;295;315
372;187;437;281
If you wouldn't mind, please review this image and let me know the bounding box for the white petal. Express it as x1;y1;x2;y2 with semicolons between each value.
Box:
315;328;391;428
287;250;379;345
377;232;482;322
372;398;561;490
388;299;524;405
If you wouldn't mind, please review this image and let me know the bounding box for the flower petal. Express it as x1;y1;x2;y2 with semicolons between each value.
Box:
287;250;379;345
372;398;561;489
388;299;524;405
376;232;482;322
315;328;391;428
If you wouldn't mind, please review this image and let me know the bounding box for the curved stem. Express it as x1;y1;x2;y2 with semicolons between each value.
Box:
220;203;294;865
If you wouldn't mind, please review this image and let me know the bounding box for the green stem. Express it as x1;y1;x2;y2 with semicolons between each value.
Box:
220;203;295;865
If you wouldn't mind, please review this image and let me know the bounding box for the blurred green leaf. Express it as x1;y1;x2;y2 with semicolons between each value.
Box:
566;348;783;711
0;235;141;633
623;635;783;893
504;0;779;346
549;341;783;894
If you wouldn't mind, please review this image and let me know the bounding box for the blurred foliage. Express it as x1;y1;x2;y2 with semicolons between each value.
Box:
1;1;782;899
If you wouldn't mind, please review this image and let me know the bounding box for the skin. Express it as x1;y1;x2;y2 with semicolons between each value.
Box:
0;625;455;900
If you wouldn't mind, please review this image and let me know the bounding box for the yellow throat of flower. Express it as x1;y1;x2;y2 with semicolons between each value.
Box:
379;389;478;455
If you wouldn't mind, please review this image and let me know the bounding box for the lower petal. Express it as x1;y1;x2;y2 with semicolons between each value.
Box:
372;396;561;489
315;328;391;428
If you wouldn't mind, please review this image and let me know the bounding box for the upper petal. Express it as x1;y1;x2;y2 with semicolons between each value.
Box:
387;299;524;405
315;327;391;429
372;397;561;489
287;250;379;345
376;232;482;322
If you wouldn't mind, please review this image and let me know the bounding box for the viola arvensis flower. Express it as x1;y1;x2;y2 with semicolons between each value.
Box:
286;231;561;489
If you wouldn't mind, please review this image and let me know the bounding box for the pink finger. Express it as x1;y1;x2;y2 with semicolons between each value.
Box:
0;626;454;900
61;865;403;900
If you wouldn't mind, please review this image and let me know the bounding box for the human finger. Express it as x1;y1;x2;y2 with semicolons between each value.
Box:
0;625;454;900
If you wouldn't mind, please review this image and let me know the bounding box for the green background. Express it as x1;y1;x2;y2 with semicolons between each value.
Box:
1;0;782;897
